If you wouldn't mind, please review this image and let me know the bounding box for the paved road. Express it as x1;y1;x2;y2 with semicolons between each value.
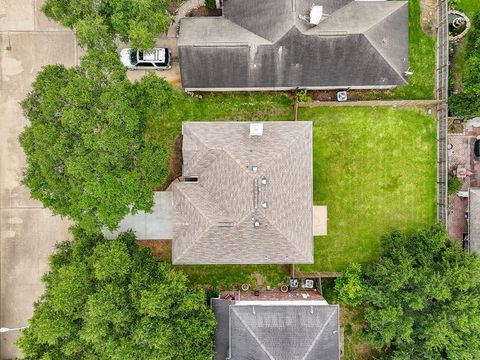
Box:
0;1;78;358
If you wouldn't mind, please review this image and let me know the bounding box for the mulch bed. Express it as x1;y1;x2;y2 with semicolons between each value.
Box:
137;240;172;259
187;6;222;17
158;135;183;191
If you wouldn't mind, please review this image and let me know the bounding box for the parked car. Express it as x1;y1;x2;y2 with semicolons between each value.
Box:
475;138;480;157
120;48;171;70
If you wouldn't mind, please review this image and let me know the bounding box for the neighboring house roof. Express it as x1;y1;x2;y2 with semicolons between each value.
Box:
211;298;340;360
178;0;409;90
103;191;173;240
172;121;313;264
469;188;480;254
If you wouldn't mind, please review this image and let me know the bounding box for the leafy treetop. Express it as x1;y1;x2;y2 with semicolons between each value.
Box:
20;50;171;232
363;227;480;360
42;0;172;50
17;228;216;360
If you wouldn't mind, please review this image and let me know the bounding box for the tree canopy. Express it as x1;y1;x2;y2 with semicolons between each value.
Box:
20;50;172;232
42;0;171;50
363;227;480;360
17;229;216;359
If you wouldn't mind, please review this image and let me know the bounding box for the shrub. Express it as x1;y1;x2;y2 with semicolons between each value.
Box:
334;263;364;307
297;90;312;103
448;176;463;195
205;0;216;10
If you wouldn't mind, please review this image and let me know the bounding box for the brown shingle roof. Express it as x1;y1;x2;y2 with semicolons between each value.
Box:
172;121;313;264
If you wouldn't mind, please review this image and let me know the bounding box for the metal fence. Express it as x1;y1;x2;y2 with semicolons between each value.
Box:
436;0;449;225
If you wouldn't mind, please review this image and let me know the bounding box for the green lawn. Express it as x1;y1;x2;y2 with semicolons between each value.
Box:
298;106;437;272
358;0;436;100
456;0;480;16
450;0;480;92
146;91;292;166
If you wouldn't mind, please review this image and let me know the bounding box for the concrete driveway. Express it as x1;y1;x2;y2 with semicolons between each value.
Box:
125;35;182;86
0;1;78;358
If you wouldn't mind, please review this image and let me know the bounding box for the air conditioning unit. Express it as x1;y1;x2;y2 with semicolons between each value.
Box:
336;91;348;102
304;279;314;289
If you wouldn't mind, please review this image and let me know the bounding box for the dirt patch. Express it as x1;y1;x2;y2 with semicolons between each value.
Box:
449;118;464;133
168;0;185;15
451;40;466;93
341;305;381;360
158;135;183;191
251;272;266;289
137;240;172;260
420;0;438;36
187;6;222;17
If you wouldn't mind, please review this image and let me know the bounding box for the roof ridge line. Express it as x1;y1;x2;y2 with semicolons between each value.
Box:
173;184;216;262
362;2;406;35
262;123;310;172
363;33;407;85
230;307;276;360
264;216;307;260
301;307;338;360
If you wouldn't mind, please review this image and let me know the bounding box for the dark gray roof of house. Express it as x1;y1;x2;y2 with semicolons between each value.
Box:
172;121;313;264
469;188;480;254
178;0;408;89
211;298;340;360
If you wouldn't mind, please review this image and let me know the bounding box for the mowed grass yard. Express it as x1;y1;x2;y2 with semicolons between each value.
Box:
147;93;437;284
298;106;437;272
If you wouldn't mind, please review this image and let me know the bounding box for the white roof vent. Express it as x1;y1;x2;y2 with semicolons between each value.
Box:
250;123;263;137
310;5;323;25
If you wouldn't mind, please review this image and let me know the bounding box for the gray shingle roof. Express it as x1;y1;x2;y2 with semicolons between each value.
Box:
178;0;408;90
469;188;480;254
172;121;313;264
211;298;340;360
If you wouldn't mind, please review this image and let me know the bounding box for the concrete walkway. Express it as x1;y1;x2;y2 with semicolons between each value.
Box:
167;0;205;38
0;1;78;358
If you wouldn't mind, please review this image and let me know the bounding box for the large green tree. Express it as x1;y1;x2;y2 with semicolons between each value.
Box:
42;0;171;50
17;229;216;359
20;50;171;232
363;227;480;359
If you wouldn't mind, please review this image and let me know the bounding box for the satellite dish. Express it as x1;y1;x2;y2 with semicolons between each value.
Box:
310;6;323;25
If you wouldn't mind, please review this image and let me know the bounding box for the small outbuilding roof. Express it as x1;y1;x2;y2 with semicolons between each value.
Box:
211;298;340;360
178;0;409;90
172;121;313;264
469;188;480;254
